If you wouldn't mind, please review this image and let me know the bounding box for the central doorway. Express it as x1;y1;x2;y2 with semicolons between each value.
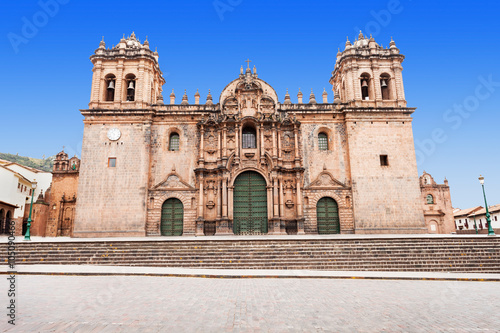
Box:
316;197;340;234
161;198;184;236
233;171;268;234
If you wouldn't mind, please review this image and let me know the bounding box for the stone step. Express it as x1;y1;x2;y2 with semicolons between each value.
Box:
10;261;500;272
2;237;499;273
13;256;500;264
7;245;500;252
9;251;499;259
10;253;500;261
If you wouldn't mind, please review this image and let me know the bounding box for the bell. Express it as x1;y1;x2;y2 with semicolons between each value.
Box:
107;80;115;90
361;80;368;88
128;81;135;90
381;79;387;87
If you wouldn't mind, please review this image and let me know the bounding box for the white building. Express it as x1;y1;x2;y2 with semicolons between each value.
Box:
0;160;52;235
0;164;35;223
471;204;500;230
454;205;500;232
0;161;52;198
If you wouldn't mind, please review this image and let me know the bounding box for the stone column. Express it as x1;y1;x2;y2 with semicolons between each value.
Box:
270;178;280;234
222;125;227;159
279;179;285;219
272;123;277;158
217;178;222;219
235;124;240;163
92;63;102;104
293;124;300;167
228;186;234;220
218;130;222;162
199;126;205;167
277;127;282;162
296;173;305;235
293;125;299;158
222;177;228;218
217;177;232;235
116;60;124;106
196;174;204;236
267;186;273;220
273;178;279;218
138;61;145;105
260;123;265;159
56;201;64;236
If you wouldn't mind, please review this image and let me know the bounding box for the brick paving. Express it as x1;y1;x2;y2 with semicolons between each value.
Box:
2;275;500;332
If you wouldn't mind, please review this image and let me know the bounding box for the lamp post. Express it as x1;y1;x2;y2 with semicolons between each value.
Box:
473;212;478;235
24;181;37;241
478;175;495;236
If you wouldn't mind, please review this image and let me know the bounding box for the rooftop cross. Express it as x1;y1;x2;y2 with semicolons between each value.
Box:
245;59;251;68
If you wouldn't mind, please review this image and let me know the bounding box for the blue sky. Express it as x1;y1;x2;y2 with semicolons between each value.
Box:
0;0;498;209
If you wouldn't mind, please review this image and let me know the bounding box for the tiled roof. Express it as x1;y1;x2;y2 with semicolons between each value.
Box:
471;204;500;216
0;164;33;184
453;206;483;217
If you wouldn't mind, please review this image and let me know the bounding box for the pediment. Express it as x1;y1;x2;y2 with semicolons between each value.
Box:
152;173;194;191
307;172;348;189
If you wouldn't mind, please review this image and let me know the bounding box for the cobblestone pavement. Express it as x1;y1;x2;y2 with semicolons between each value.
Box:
2;275;500;332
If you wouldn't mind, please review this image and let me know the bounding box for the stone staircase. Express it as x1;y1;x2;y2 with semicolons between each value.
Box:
2;237;500;272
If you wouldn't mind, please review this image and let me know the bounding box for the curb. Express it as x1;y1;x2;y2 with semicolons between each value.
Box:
2;271;500;282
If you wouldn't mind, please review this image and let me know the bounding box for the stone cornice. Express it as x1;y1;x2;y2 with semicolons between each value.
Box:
80;105;416;117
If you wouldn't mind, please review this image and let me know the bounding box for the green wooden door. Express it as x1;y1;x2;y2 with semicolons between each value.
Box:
233;171;268;234
317;197;340;234
161;198;183;236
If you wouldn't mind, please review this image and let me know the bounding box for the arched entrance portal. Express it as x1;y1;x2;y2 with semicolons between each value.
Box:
0;209;5;234
160;198;184;236
233;171;268;234
316;197;340;234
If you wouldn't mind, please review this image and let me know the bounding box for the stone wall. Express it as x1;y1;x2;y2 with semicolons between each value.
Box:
420;173;455;234
345;113;426;233
74;117;151;237
46;172;79;237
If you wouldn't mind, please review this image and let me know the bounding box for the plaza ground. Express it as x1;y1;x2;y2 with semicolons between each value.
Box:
2;274;500;332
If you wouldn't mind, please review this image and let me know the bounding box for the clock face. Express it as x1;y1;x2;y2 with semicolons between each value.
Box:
107;128;121;141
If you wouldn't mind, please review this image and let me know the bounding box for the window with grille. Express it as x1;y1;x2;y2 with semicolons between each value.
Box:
318;133;328;150
242;127;256;149
426;194;434;204
169;133;180;151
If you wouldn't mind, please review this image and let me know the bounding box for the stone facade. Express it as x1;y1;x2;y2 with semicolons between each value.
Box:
420;172;455;234
74;32;428;237
45;150;80;236
25;191;50;237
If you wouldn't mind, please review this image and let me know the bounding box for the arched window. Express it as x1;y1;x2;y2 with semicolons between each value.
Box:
125;74;136;101
360;74;370;100
318;133;328;150
105;74;116;101
380;74;391;100
242;127;256;149
169;133;179;151
426;194;434;204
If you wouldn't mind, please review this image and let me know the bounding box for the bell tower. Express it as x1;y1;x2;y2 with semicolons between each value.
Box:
88;32;165;109
329;32;426;234
330;32;406;108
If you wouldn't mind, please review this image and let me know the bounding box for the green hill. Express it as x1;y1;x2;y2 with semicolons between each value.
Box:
0;153;54;172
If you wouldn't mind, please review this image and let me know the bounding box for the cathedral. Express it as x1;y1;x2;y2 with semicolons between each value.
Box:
72;32;450;237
